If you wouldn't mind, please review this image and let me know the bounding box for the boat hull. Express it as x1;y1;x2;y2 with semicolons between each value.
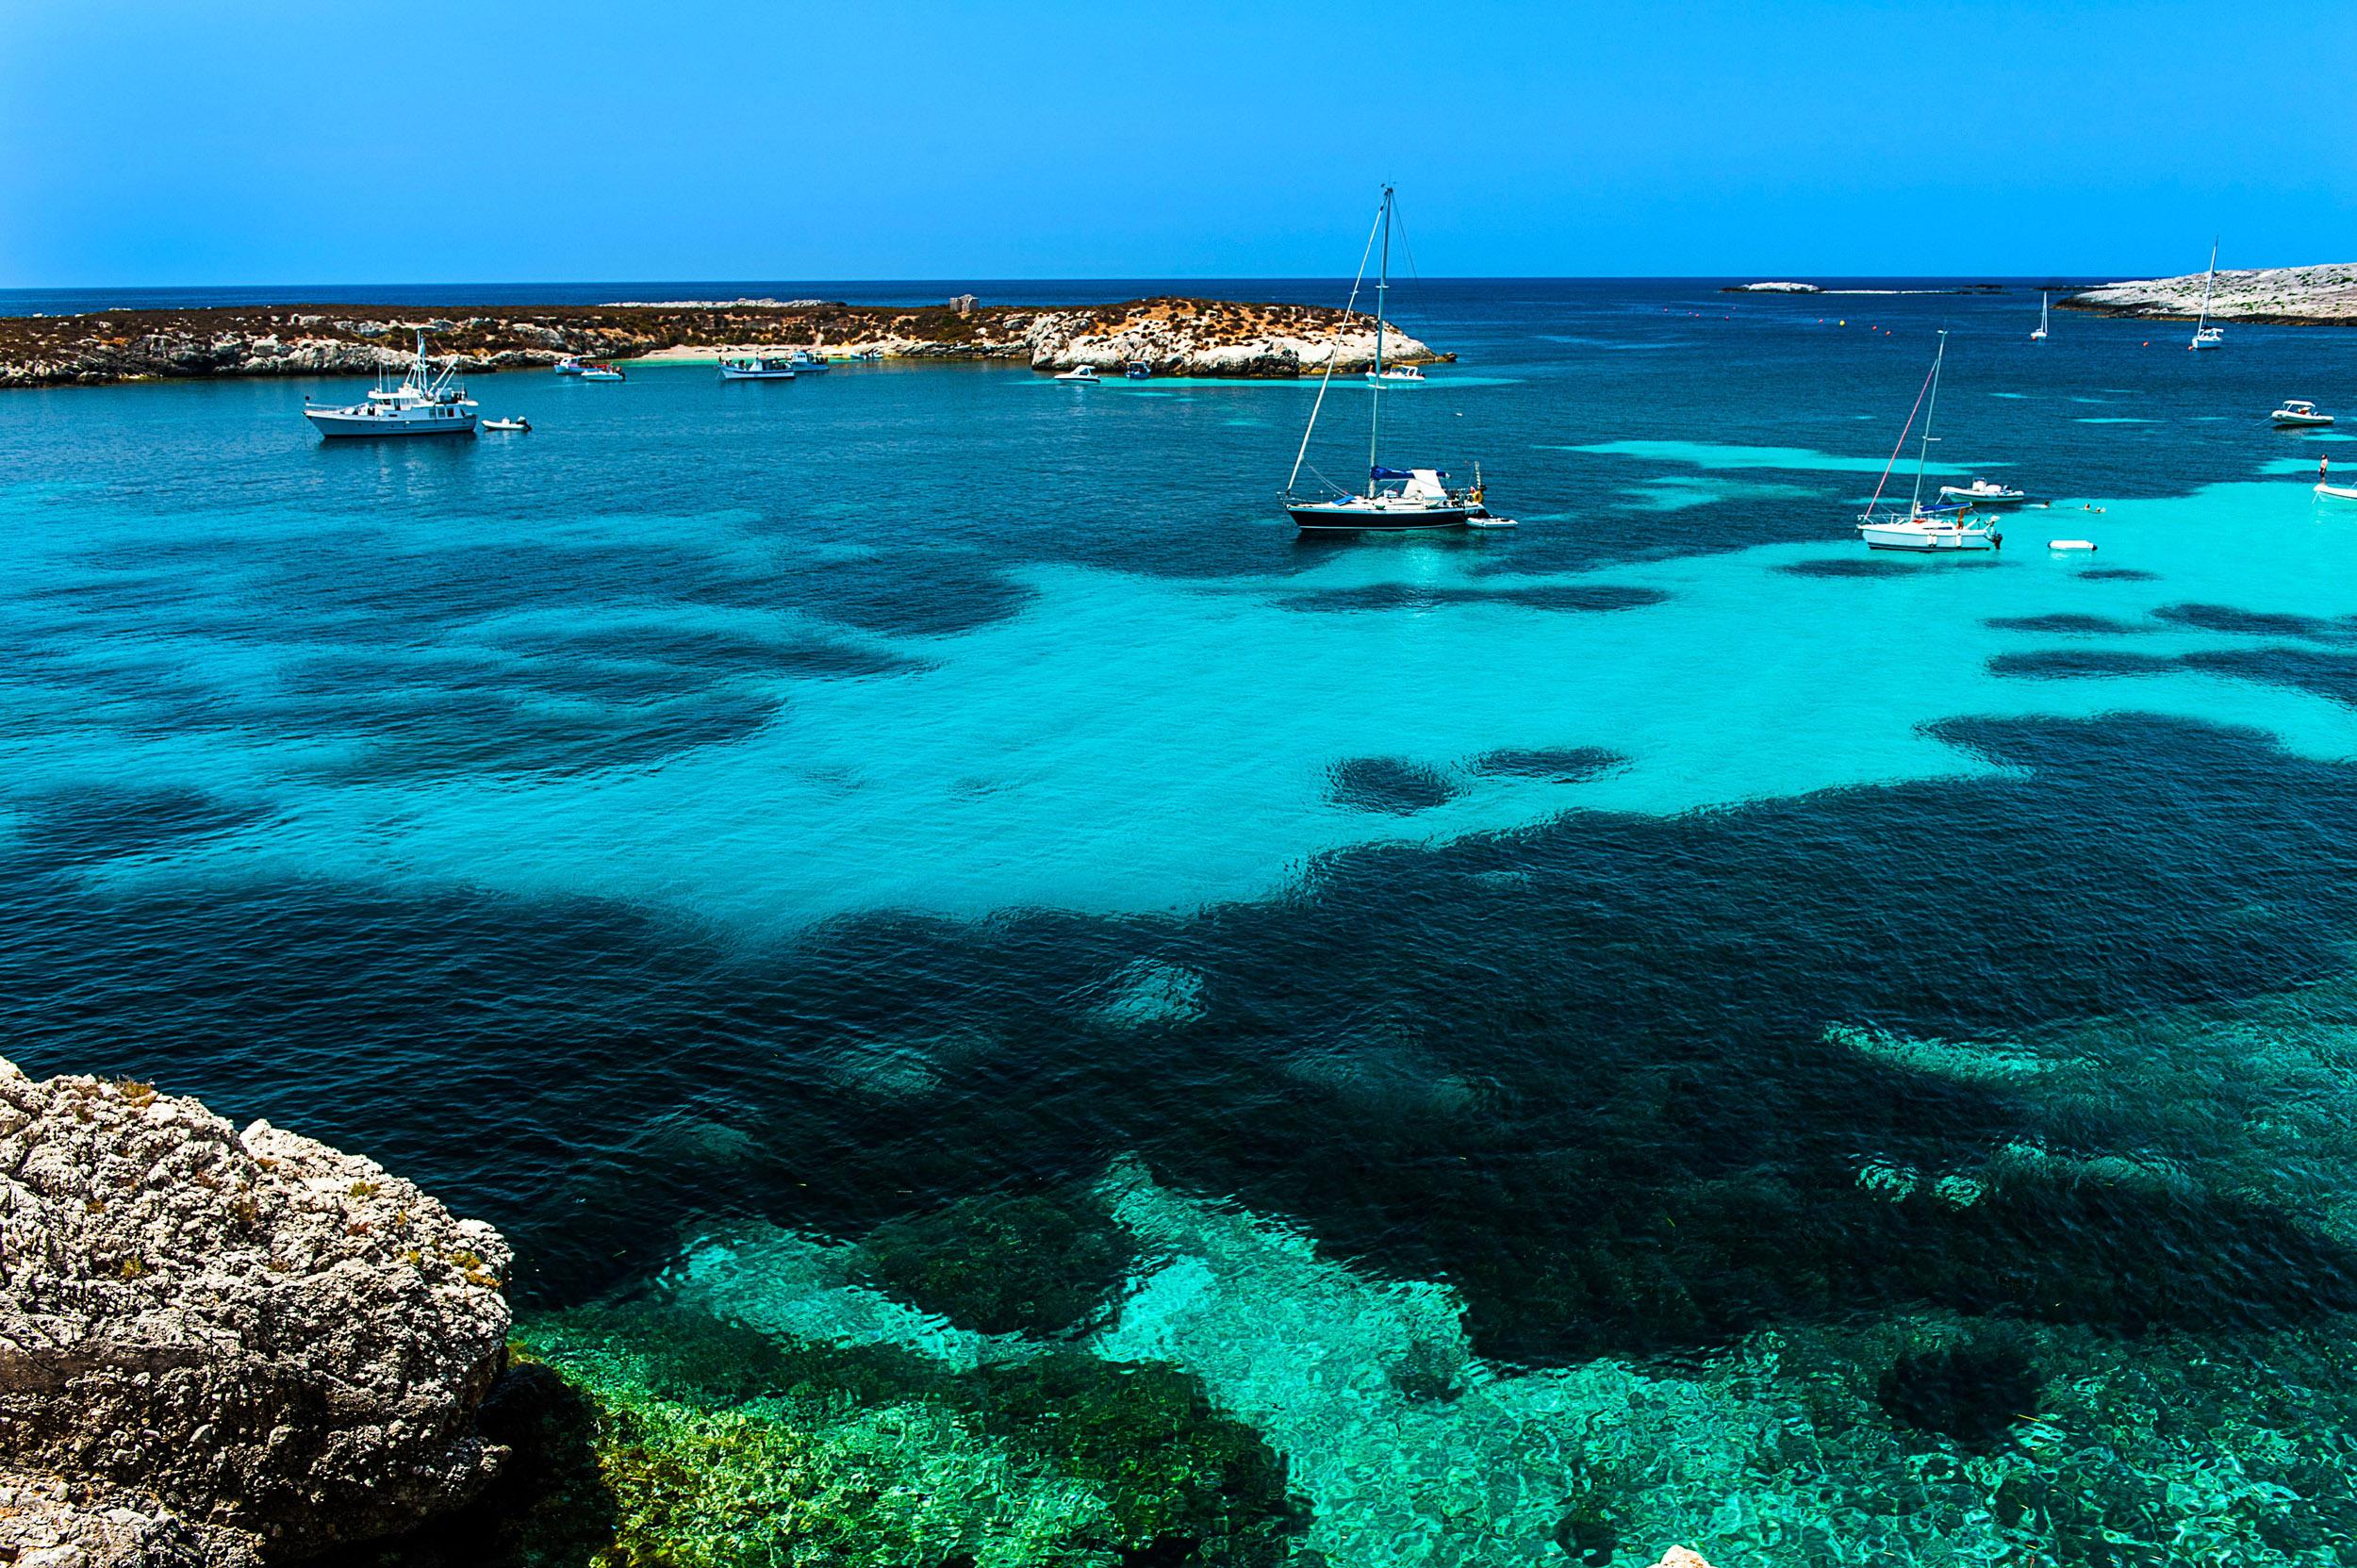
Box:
2319;485;2357;503
2275;416;2334;427
1289;503;1470;531
1859;523;2000;552
305;408;477;438
719;368;796;380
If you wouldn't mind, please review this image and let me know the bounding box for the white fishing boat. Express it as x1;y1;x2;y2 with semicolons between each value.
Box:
1054;365;1100;383
553;355;585;375
579;362;625;381
482;417;531;432
789;349;832;373
302;329;478;439
2189;239;2225;350
1937;478;2028;506
2272;401;2334;427
718;355;797;380
2030;291;2050;342
1286;185;1484;531
1855;331;2002;553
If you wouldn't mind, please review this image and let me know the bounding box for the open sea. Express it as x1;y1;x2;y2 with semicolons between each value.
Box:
9;277;2357;1566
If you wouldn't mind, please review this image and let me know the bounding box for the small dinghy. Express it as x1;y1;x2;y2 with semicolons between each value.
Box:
1938;478;2028;507
2319;484;2357;503
2048;538;2098;551
2274;401;2334;427
482;417;531;432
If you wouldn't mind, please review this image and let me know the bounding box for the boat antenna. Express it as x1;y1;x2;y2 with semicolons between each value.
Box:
1370;184;1393;479
1286;190;1386;497
1909;329;1948;514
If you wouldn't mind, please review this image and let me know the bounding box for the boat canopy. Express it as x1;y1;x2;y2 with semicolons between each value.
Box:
1372;466;1446;480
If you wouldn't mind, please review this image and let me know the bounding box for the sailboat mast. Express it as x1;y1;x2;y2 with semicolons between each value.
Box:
2197;238;2217;333
1910;331;1947;513
1370;184;1392;479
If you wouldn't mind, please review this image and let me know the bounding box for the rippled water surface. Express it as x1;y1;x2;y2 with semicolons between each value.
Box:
10;280;2357;1565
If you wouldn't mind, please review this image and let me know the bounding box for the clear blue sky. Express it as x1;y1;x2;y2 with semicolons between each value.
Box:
4;0;2351;287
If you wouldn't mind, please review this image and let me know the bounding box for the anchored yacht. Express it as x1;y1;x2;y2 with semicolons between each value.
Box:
303;330;478;438
1855;332;2002;553
1285;185;1484;530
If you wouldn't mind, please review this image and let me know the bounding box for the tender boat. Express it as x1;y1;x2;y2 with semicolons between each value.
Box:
2189;239;2225;350
2273;401;2334;427
579;362;625;381
1938;478;2028;507
2030;290;2050;342
1126;362;1153;379
788;349;832;373
1054;365;1101;383
302;329;478;439
719;355;797;380
2049;539;2099;552
2319;484;2357;503
1285;185;1487;531
1366;365;1426;387
1855;331;2002;553
482;417;531;432
553;355;585;375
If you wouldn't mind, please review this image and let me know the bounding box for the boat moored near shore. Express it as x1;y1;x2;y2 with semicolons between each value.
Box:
301;330;477;439
719;355;797;380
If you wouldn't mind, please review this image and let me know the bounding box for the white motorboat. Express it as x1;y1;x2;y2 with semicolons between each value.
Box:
1054;365;1100;383
1855;332;2002;553
579;363;625;381
482;417;531;432
789;349;832;373
302;329;478;439
1285;185;1486;531
1938;478;2028;506
2319;484;2357;503
2189;239;2225;350
718;355;797;380
2273;401;2334;427
2030;290;2050;342
553;355;585;375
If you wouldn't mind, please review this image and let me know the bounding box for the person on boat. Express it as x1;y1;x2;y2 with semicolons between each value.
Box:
2323;455;2332;482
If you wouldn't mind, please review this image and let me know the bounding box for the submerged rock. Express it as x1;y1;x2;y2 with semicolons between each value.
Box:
0;1056;514;1561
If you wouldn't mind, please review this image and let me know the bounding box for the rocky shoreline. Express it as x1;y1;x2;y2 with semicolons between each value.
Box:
0;1056;512;1567
2062;262;2357;325
0;297;1447;389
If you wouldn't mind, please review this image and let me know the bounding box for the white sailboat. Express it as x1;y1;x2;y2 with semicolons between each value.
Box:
2030;290;2050;342
1285;186;1482;531
2190;239;2225;350
1855;331;2002;553
302;329;478;438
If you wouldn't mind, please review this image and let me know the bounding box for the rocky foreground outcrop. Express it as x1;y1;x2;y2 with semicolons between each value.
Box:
0;297;1445;389
2064;262;2357;325
0;1058;513;1564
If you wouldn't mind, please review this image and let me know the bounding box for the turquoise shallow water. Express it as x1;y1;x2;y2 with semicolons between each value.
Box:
11;280;2357;1565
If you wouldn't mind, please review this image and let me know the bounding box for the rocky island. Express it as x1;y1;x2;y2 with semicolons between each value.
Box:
2063;262;2357;325
0;297;1448;389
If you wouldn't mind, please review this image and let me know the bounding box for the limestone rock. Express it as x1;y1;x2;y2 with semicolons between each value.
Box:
0;1472;254;1568
0;1057;513;1560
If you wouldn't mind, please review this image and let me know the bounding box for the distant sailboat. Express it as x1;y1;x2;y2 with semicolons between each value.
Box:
2030;290;2050;342
1284;186;1482;530
2190;239;2225;350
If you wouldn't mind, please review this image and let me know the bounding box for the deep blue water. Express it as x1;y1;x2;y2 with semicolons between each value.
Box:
8;279;2357;1564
